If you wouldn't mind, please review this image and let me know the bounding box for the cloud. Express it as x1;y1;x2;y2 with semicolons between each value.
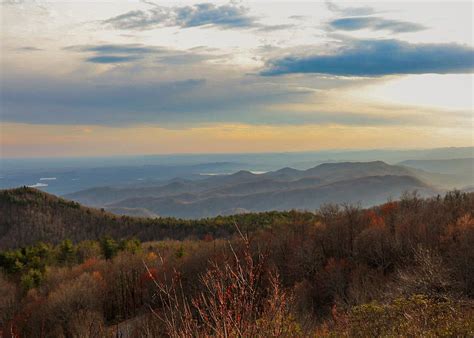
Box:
288;15;308;21
1;78;206;125
65;43;222;65
256;23;296;32
103;9;170;30
65;43;158;64
0;69;315;126
329;17;425;33
155;53;213;65
174;3;256;28
262;39;474;76
104;3;258;30
85;55;142;64
325;1;375;16
2;57;459;130
66;44;161;54
16;46;43;52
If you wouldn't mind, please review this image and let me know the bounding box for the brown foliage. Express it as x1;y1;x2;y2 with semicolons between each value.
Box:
152;233;298;337
2;191;474;336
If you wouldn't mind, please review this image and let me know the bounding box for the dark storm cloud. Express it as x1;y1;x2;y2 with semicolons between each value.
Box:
262;39;474;77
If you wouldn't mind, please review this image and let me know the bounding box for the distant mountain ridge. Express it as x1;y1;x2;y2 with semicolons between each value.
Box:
399;158;474;189
400;158;473;176
109;175;435;219
65;161;441;218
3;147;472;196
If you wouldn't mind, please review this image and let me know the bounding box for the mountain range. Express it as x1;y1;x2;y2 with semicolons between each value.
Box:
1;158;472;246
65;161;446;218
2;147;472;196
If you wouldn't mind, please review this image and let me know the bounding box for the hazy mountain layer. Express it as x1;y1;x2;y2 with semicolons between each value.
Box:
108;175;435;219
3;147;472;196
65;161;443;218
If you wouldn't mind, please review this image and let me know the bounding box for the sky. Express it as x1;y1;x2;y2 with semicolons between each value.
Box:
1;0;473;158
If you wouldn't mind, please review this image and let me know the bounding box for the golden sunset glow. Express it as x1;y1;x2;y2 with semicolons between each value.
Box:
1;0;473;157
2;122;471;158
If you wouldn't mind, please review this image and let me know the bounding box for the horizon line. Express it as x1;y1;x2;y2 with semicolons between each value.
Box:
1;146;472;161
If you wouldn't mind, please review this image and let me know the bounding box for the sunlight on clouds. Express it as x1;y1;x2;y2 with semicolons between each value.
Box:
356;74;473;111
267;84;472;129
1;1;473;157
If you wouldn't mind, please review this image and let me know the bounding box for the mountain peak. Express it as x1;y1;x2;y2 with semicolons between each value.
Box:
231;170;255;177
275;167;299;173
312;160;388;168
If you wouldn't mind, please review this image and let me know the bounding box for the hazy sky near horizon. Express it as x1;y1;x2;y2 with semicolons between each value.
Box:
1;0;473;157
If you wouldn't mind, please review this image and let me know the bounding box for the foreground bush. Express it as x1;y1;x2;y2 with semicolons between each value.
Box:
335;295;474;337
0;191;473;336
153;233;301;337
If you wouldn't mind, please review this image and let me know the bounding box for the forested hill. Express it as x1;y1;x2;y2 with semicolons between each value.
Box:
2;187;473;250
1;186;473;336
0;187;317;249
